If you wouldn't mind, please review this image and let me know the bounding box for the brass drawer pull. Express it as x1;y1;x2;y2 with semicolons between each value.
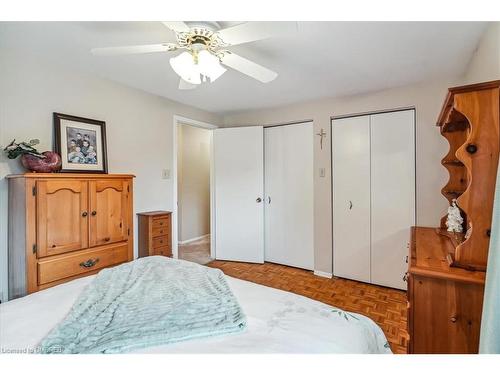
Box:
79;258;100;268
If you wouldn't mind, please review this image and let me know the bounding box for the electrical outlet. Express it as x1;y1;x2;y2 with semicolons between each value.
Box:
162;169;170;179
319;168;326;178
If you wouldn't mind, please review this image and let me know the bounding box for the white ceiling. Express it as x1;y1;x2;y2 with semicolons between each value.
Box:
0;21;488;115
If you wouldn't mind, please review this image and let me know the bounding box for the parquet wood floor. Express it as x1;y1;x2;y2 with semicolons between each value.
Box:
208;260;408;354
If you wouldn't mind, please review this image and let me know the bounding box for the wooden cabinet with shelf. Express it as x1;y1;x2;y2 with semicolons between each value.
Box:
137;211;172;258
408;80;499;354
437;80;500;271
7;173;134;299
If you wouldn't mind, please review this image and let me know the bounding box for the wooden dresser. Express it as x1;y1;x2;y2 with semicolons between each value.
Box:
408;227;485;353
137;211;172;258
407;81;499;353
7;173;134;299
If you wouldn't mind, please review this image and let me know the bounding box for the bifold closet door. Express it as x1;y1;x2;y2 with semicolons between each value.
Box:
264;122;314;270
332;116;371;283
370;110;415;289
213;126;264;263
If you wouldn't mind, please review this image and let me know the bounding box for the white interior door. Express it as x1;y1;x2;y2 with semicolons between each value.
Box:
332;116;371;283
370;110;415;289
213;126;264;263
264;122;314;270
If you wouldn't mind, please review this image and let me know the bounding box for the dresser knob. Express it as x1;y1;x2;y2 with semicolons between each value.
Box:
79;258;99;268
91;211;97;216
466;144;477;154
104;237;110;242
51;244;56;248
82;211;88;217
450;316;458;323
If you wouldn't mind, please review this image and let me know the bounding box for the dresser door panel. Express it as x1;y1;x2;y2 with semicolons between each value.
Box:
36;180;89;257
89;180;129;247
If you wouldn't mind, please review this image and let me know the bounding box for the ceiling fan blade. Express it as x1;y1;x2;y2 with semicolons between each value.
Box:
179;78;198;90
162;21;191;33
91;43;177;56
217;21;297;46
220;51;277;83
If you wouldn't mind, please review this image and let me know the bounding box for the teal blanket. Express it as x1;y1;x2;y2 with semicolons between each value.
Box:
39;256;246;353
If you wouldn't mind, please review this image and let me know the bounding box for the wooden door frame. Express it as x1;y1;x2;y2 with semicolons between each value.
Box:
172;115;218;260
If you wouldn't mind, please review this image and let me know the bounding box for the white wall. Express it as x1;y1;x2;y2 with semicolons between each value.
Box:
0;49;222;301
177;124;211;242
223;78;459;274
463;22;500;84
223;19;500;274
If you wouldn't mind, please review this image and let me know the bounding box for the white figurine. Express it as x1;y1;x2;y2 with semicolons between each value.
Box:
446;198;464;233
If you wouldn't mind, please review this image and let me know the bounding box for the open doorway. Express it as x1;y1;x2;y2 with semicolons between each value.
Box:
176;120;214;264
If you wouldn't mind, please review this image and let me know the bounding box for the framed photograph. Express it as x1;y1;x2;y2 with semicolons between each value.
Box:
53;113;108;173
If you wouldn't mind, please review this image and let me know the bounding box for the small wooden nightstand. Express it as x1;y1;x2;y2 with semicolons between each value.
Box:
137;211;172;258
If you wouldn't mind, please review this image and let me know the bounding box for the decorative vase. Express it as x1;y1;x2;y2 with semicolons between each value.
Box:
21;151;62;173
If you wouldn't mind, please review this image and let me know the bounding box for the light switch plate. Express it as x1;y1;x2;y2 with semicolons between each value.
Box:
319;168;326;178
162;169;170;179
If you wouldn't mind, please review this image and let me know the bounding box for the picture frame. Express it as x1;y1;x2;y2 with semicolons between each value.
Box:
53;112;108;173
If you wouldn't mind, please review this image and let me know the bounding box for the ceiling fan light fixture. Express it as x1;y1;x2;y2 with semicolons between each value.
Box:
197;49;227;82
169;51;201;85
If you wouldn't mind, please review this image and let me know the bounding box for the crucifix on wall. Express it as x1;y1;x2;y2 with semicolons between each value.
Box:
316;128;327;150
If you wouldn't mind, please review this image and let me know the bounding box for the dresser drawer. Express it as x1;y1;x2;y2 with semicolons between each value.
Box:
154;245;172;257
153;217;170;229
152;235;170;249
37;243;129;285
152;225;169;238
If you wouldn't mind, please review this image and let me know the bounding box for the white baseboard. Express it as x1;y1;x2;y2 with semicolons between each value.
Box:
314;270;333;278
178;234;210;245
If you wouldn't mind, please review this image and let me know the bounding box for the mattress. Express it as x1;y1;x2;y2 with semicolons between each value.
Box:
0;270;391;354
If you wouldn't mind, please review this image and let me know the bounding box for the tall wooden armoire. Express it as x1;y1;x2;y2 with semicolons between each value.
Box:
7;173;135;299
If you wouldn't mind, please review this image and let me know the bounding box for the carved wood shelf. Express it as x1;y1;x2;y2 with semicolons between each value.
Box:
436;80;500;271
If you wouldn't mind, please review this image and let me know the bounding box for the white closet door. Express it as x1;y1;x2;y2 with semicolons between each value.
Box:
370;110;415;289
213;126;264;263
264;122;314;270
332;116;371;283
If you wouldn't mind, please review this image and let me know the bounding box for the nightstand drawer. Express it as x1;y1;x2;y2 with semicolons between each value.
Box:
152;226;169;238
152;235;169;249
155;245;172;257
153;217;170;229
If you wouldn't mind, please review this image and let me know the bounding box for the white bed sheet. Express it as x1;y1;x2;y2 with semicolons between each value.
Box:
0;273;391;354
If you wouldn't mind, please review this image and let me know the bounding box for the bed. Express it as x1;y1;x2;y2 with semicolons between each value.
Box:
0;258;391;354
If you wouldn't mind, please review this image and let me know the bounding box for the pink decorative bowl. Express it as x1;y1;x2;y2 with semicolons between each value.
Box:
21;151;62;173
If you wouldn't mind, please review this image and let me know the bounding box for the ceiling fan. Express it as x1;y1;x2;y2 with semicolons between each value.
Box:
91;21;296;90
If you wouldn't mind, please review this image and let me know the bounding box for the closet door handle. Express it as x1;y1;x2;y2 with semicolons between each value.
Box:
348;200;353;210
256;197;262;203
267;196;271;204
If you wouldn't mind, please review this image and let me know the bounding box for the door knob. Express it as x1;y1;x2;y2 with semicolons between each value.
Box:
256;197;262;203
